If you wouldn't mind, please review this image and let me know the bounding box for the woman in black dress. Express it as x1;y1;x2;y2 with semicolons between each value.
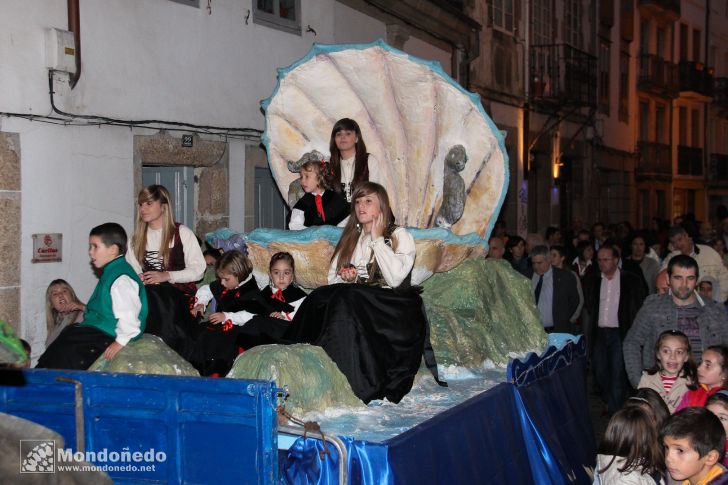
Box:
286;182;436;404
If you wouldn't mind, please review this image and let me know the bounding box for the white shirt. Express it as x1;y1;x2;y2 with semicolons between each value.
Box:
328;227;415;288
126;224;206;284
339;154;381;202
598;269;621;328
110;275;143;346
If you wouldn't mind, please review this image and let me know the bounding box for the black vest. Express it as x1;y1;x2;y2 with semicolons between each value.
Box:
293;191;350;227
259;285;307;313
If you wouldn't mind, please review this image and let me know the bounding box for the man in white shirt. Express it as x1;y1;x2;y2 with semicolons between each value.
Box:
583;245;647;415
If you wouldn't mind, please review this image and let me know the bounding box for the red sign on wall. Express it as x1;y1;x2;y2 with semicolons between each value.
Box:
32;233;62;263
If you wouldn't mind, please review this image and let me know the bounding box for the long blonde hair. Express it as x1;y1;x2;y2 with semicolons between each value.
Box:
45;279;83;335
332;182;396;276
132;185;176;268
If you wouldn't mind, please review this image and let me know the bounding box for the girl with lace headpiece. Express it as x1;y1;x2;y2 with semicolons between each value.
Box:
289;158;349;230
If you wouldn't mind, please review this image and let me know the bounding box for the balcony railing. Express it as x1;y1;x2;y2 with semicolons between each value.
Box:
637;141;672;179
530;44;597;109
714;78;728;112
677;145;703;176
638;0;680;20
709;154;728;183
638;54;678;97
679;61;713;98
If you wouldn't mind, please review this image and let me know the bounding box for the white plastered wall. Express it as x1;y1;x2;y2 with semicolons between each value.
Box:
1;0;451;359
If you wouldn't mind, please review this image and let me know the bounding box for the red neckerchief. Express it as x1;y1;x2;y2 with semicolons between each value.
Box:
220;287;241;299
314;193;325;222
271;288;286;302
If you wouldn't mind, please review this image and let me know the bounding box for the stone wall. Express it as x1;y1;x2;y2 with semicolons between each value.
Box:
0;133;21;331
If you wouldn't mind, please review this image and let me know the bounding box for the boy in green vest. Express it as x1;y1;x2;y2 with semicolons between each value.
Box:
37;223;148;370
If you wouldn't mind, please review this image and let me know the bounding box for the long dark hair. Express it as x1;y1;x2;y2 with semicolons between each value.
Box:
598;406;665;476
329;118;369;193
332;182;396;277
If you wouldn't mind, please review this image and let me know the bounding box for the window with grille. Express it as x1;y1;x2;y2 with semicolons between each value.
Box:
564;0;582;48
598;40;610;114
618;49;630;122
532;0;551;45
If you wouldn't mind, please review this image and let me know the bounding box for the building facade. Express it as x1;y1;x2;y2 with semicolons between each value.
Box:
462;0;728;236
0;0;468;358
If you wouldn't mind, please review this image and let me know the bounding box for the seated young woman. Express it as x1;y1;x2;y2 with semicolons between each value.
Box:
126;185;205;358
285;182;439;404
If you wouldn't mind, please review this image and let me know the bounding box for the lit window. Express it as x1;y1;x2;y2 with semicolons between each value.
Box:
254;0;301;36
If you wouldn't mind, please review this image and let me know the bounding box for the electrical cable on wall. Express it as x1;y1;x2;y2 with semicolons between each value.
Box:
1;70;263;141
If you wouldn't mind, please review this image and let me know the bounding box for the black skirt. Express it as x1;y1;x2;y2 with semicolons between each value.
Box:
143;283;198;360
36;325;115;370
284;283;427;404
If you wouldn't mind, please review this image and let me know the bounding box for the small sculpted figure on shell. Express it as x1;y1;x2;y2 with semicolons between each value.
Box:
435;144;468;229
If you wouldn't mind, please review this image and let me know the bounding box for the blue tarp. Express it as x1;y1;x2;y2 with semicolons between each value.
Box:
0;369;279;484
283;337;595;484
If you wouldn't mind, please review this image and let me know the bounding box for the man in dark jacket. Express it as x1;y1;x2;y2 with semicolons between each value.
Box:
530;245;580;333
583;245;647;415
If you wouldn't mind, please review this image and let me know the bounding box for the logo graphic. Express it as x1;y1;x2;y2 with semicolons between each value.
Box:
44;234;53;247
20;440;55;473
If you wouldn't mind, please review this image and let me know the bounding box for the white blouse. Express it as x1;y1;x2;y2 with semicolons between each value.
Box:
109;274;143;346
126;224;206;284
340;154;380;202
328;227;415;288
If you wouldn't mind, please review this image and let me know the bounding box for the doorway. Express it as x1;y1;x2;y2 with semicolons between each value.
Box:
142;165;194;227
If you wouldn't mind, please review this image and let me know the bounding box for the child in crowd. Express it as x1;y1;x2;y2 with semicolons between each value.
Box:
594;405;666;484
625;388;671;430
45;279;85;348
260;252;306;321
639;330;697;413
677;345;728;411
37;223;148;370
662;407;728;485
289;159;349;230
706;392;728;468
190;250;267;376
698;276;722;304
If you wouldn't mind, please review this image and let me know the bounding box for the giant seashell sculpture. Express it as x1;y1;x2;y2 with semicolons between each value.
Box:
254;40;508;286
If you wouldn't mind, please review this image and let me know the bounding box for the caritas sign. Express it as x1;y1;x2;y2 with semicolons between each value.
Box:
32;233;62;263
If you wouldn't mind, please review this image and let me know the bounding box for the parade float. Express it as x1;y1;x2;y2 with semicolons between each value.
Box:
0;41;594;484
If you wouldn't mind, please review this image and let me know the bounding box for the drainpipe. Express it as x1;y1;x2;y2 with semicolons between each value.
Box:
458;31;480;89
523;0;532;232
704;0;710;209
68;0;81;89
